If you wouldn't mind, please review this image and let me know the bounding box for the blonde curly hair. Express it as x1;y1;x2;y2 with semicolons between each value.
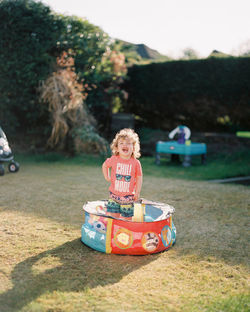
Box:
111;128;141;159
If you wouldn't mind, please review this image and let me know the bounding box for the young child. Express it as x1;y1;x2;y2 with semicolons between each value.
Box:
102;128;143;220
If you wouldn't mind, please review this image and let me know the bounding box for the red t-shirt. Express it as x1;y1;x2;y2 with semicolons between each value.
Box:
104;155;142;197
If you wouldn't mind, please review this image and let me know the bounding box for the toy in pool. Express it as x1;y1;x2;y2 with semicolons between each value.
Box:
81;199;176;255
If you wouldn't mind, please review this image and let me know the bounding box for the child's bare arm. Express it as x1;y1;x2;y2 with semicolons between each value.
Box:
102;162;111;182
134;175;143;201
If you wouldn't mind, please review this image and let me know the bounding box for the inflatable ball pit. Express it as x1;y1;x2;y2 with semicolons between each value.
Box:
81;199;176;255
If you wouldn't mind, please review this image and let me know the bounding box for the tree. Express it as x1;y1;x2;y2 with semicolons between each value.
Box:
0;0;64;134
57;15;128;134
0;0;127;144
237;39;250;57
181;47;199;60
56;15;115;134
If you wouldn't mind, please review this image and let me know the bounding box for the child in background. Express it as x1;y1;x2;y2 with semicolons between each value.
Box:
102;128;143;220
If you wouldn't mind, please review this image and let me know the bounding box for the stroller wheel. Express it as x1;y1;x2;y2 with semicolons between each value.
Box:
8;161;19;173
0;164;4;176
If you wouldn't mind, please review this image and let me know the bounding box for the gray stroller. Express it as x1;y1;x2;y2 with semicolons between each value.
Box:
0;127;19;176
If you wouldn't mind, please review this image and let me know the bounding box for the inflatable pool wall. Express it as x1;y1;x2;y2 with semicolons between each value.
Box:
81;200;176;255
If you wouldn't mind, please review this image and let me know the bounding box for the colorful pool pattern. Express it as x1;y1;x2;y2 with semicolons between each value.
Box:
81;201;176;255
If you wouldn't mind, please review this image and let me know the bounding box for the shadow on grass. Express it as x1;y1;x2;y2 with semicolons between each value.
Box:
0;239;157;311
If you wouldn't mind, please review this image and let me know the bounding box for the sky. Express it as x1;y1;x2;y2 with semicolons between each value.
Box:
42;0;250;58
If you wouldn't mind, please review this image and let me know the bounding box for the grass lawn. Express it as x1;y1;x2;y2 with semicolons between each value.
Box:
0;153;249;312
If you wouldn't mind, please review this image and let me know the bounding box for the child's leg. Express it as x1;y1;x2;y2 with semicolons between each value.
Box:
107;212;120;218
120;203;134;221
106;199;120;218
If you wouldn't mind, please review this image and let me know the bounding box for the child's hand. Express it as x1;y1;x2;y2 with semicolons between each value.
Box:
134;192;140;201
105;176;111;182
102;162;111;182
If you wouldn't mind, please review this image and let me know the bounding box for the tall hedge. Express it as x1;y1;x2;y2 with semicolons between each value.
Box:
122;57;250;131
0;0;119;137
0;0;65;134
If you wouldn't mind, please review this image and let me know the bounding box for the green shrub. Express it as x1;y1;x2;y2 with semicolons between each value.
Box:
0;0;64;134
